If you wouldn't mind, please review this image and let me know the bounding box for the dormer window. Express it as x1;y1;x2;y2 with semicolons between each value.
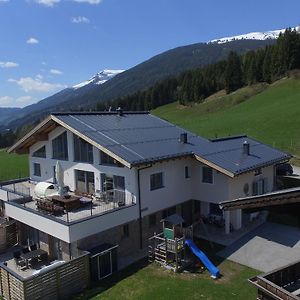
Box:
32;146;46;158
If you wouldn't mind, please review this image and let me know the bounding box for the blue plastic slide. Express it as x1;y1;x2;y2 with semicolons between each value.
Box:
185;239;220;279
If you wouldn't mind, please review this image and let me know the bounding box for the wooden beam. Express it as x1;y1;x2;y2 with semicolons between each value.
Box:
194;154;235;178
34;133;48;141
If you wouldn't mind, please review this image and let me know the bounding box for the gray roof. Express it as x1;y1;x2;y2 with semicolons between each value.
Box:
53;111;291;176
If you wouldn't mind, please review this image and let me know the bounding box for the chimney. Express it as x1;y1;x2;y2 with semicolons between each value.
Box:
116;107;123;116
180;133;188;144
243;140;250;155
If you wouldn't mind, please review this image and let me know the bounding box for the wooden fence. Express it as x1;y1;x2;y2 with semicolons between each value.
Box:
0;220;17;253
0;253;90;300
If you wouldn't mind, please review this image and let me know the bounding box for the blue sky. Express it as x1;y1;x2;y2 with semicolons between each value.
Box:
0;0;299;108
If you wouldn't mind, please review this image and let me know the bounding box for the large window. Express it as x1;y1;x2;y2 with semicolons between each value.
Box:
75;170;95;194
33;163;41;177
202;166;213;184
74;135;93;163
52;132;68;160
32;146;46;158
150;172;164;191
100;150;122;167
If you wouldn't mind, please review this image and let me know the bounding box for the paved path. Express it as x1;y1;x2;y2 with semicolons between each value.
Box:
218;222;300;272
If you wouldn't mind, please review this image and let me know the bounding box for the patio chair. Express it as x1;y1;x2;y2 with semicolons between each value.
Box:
16;258;27;270
30;244;37;251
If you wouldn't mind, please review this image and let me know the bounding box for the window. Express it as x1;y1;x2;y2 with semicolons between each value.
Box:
74;135;93;163
202;166;213;184
52;132;68;160
100;150;122;167
33;163;41;177
150;172;164;191
185;166;190;179
149;213;157;227
123;224;129;238
75;170;95;194
252;178;268;196
32;146;46;158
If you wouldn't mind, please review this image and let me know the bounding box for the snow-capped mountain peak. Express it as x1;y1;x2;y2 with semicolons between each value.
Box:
73;69;124;90
208;26;300;44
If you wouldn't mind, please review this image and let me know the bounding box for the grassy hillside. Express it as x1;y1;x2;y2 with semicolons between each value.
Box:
153;76;300;156
0;150;29;182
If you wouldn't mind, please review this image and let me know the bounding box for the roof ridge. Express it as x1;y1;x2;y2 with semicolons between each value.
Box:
51;111;149;116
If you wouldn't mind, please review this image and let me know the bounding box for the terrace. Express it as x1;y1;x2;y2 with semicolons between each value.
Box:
0;246;89;300
0;179;136;224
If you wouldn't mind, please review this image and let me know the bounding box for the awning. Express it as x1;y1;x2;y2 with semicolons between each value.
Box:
219;187;300;211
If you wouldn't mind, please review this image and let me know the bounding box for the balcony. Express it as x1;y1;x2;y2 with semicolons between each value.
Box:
0;179;136;224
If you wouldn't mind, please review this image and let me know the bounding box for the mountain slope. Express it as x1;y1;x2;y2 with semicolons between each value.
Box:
153;75;300;156
4;39;273;131
1;70;124;130
0;107;21;124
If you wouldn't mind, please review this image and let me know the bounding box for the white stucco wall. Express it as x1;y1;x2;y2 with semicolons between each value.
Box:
191;161;230;203
138;158;194;217
228;165;275;199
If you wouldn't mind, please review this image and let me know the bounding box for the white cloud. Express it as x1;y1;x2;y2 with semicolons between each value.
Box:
0;61;19;68
0;96;13;106
8;75;67;93
50;68;63;75
0;0;10;3
34;0;60;7
16;96;33;104
71;16;90;24
73;0;102;4
26;37;39;44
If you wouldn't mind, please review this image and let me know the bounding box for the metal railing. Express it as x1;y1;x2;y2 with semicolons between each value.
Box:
1;185;136;224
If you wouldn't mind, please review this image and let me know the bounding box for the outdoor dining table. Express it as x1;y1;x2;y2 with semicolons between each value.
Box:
51;195;81;211
20;249;48;268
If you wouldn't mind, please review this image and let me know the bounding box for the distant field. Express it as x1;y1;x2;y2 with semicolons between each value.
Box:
0;149;28;182
153;77;300;157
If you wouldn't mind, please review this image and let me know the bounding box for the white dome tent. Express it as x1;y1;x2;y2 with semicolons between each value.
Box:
34;182;59;199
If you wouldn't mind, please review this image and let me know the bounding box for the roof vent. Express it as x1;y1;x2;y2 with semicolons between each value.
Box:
243;140;250;155
116;107;123;116
180;133;188;144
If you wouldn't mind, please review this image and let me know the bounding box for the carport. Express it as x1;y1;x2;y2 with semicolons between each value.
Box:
218;187;300;272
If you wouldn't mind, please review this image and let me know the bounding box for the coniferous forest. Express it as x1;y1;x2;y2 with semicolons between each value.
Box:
95;28;300;111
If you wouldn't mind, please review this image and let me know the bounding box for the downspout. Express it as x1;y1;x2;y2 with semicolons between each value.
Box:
137;164;152;249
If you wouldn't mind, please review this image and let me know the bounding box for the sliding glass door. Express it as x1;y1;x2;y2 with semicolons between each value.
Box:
75;170;95;194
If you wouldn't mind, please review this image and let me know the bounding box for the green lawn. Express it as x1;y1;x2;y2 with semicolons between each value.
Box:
0;149;29;182
153;77;300;156
75;257;259;300
75;240;259;300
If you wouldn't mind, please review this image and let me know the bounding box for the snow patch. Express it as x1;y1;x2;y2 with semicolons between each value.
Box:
208;26;299;44
73;69;124;90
